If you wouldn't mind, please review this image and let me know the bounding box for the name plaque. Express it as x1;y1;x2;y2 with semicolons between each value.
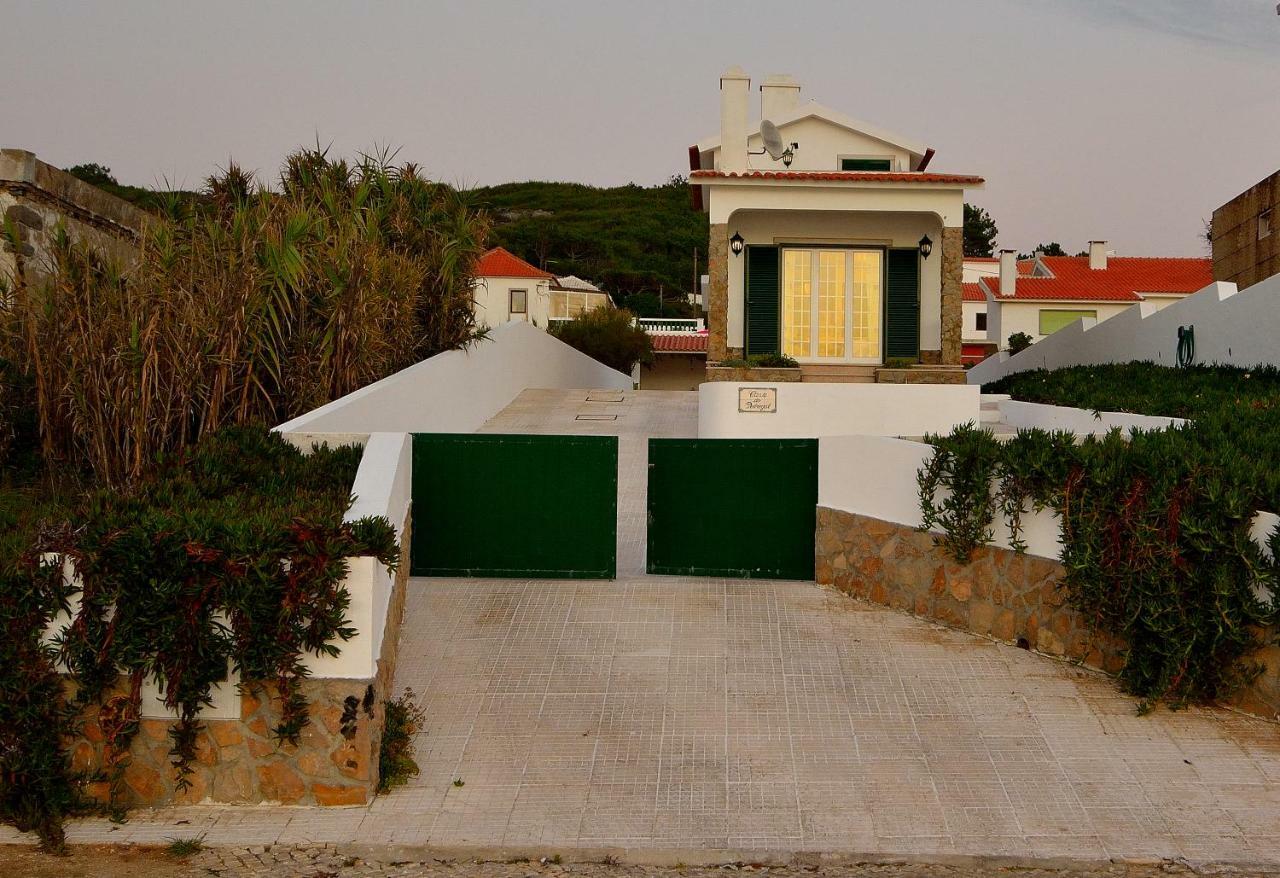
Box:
738;387;777;413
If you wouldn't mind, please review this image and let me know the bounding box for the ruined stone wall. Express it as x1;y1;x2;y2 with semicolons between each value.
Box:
0;149;146;292
1212;169;1280;292
816;506;1280;720
70;510;413;808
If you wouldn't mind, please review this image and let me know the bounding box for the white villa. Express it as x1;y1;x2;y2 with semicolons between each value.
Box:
688;68;983;383
472;246;609;329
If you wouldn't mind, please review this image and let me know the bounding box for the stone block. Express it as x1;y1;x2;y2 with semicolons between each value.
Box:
257;762;305;804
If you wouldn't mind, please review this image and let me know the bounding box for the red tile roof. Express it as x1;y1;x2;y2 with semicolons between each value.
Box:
474;247;555;280
962;282;986;302
979;256;1212;302
689;170;984;185
651;334;708;354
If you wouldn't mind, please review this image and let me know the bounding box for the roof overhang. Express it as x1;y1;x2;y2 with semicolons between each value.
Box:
690;170;983;188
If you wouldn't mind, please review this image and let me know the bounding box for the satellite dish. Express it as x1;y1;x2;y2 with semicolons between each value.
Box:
760;120;787;160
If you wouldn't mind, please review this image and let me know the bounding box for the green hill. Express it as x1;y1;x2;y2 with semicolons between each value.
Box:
475;177;707;315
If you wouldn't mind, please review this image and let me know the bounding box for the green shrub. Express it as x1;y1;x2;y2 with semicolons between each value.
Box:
0;425;398;848
883;357;918;369
920;362;1280;711
549;307;652;373
717;358;749;368
377;688;425;793
746;353;799;369
1007;332;1033;354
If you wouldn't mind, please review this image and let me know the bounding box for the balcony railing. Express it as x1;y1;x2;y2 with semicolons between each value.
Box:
637;318;705;334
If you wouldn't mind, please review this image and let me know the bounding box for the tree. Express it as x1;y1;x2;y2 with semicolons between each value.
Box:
66;163;117;188
1018;242;1067;260
963;204;998;257
549;307;652;373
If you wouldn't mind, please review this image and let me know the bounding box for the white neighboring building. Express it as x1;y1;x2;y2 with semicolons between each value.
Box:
980;243;1212;352
472;247;555;328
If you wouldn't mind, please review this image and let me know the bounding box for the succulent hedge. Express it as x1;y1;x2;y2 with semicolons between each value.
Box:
920;362;1280;712
0;426;397;850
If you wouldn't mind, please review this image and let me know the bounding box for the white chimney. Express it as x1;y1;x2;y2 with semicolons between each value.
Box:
760;73;800;124
999;249;1017;298
1089;240;1108;270
719;66;750;173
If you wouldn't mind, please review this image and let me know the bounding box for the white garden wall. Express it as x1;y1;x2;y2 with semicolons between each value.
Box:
818;434;1275;563
969;274;1280;385
699;382;980;439
275;320;631;440
986;396;1186;434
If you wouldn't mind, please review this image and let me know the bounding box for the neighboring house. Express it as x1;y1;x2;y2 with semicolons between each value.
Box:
688;68;983;383
550;274;611;320
1212;169;1279;291
0;148;146;297
472;246;555;327
980;243;1212;351
961;282;993;365
638;318;708;391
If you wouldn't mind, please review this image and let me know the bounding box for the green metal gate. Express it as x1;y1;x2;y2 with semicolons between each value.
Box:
646;438;818;580
411;433;617;578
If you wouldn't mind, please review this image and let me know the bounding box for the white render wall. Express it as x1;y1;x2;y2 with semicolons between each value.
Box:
818;433;1275;563
990;300;1133;348
971;276;1280;385
699;382;980;439
987;397;1186;434
473;276;552;329
275;320;632;438
962;300;988;344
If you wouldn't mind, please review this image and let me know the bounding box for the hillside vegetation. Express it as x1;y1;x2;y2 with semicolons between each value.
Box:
475;177;707;311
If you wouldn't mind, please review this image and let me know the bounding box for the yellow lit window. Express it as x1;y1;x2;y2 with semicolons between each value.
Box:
782;250;812;359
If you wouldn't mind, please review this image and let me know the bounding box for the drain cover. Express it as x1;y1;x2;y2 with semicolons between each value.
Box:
575;414;618;421
586;391;625;402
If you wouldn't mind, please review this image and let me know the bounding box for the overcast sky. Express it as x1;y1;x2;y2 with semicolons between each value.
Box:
3;0;1277;255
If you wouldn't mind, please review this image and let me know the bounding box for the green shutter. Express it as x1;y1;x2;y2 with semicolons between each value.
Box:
745;245;780;357
841;158;892;171
885;248;920;359
1038;309;1096;335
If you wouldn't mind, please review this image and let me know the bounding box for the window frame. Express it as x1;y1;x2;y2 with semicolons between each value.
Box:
1037;308;1096;336
1260;208;1272;241
839;155;895;172
780;244;886;365
509;288;528;316
975;311;988;332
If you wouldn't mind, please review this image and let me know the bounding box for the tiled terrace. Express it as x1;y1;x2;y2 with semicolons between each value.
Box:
8;389;1279;868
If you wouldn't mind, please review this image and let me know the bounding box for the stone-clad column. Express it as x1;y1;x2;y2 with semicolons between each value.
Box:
706;223;729;363
941;226;963;366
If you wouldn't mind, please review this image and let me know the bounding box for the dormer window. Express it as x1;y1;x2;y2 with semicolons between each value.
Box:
840;157;893;172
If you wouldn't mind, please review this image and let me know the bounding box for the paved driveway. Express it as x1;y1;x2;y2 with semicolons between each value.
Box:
381;390;1280;862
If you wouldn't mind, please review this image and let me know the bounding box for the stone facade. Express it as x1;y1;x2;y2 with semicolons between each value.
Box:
875;365;967;385
939;226;963;366
0;149;146;293
816;506;1280;720
705;223;729;363
703;365;801;383
70;511;413;808
1212;169;1280;291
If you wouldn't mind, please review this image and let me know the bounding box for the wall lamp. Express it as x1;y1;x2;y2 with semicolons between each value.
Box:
729;232;745;256
918;234;933;259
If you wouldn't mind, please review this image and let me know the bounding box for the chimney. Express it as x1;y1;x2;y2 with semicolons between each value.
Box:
719;66;750;173
999;249;1017;298
760;73;800;123
1089;240;1108;270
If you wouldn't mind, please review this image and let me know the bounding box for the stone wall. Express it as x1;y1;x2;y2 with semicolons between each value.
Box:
703;365;801;383
705;223;729;362
1212;169;1280;291
0;149;147;291
939;226;963;366
71;510;413;808
815;506;1280;721
874;365;967;385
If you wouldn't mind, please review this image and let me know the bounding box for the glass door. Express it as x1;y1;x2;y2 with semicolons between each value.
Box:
781;248;882;364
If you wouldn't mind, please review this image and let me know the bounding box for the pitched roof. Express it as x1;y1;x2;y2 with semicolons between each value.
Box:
651;334;708;354
689;170;983;185
474;247;554;280
979;256;1213;302
553;274;602;292
962;283;987;302
694;101;930;164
